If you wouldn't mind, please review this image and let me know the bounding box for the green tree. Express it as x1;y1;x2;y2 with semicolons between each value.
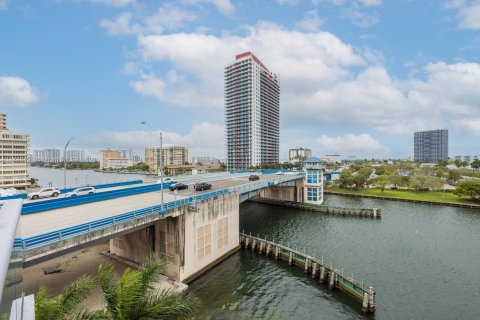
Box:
472;159;480;171
338;172;354;189
437;159;448;167
88;254;197;320
375;176;390;192
35;275;93;320
358;166;372;178
352;174;368;189
375;166;386;176
447;170;461;184
389;174;402;189
454;180;480;201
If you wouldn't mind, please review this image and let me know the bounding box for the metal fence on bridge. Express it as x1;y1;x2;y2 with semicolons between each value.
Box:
18;174;303;252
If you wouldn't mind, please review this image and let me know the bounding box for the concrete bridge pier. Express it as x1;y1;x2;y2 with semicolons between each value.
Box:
274;247;280;259
288;252;293;265
252;239;256;252
109;192;240;283
304;258;310;273
266;243;271;256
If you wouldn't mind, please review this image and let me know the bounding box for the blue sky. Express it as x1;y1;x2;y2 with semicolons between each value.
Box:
1;0;480;160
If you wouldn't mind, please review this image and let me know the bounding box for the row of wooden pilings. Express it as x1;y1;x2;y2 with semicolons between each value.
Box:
240;232;376;314
248;197;381;218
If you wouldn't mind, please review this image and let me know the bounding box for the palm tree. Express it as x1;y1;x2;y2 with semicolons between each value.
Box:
35;275;93;320
88;254;197;320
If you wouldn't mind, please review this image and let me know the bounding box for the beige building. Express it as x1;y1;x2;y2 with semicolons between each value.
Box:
145;146;188;174
99;149;121;169
106;158;134;170
0;114;29;190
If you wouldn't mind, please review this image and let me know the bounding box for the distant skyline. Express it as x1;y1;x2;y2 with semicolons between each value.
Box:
1;0;480;159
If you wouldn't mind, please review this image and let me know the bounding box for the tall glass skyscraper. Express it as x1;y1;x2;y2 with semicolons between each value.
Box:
414;129;448;163
225;52;280;169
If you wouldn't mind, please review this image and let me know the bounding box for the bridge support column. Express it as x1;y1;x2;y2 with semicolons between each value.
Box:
252;239;256;252
110;192;240;283
311;262;317;278
274;247;279;259
266;243;271;256
288;252;293;265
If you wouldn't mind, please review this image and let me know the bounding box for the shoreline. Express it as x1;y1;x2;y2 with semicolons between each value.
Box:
324;190;480;209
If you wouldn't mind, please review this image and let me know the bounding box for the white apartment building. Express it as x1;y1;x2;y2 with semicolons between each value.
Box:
31;149;61;163
225;52;280;169
0;114;29;190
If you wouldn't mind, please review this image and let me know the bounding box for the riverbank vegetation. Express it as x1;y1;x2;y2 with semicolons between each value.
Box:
331;159;480;204
31;161;99;170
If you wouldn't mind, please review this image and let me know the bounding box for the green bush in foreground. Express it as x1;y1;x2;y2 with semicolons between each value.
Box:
454;180;480;201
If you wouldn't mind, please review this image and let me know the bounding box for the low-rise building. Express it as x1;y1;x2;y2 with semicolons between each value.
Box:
192;157;219;165
289;147;312;163
99;149;122;169
106;158;134;170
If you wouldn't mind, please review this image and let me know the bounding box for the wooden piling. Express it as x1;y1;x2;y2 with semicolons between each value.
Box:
239;232;376;313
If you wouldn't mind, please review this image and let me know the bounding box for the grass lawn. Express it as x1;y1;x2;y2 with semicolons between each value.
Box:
326;187;480;206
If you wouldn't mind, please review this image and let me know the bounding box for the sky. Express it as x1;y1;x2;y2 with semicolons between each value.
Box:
1;0;480;161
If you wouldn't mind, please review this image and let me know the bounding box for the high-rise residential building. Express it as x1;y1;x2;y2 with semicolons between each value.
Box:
145;146;188;173
289;147;312;162
0;114;29;190
64;149;86;162
225;51;280;169
99;149;122;169
414;129;448;163
31;148;61;163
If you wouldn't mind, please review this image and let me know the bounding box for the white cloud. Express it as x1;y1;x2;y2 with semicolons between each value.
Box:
0;0;9;10
315;134;390;157
342;7;378;27
100;5;196;36
296;9;322;32
0;76;40;107
313;0;382;7
89;122;224;157
89;0;136;7
276;0;300;6
445;0;480;30
181;0;234;15
100;12;136;36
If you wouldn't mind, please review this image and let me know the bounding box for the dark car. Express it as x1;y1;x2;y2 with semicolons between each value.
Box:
195;182;212;191
169;183;188;191
249;175;260;181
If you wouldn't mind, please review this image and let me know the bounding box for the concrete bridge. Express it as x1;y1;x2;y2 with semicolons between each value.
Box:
18;173;306;283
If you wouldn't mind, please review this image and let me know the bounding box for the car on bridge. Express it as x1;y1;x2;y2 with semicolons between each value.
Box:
27;188;61;200
249;174;260;181
156;178;176;184
194;182;212;191
169;183;188;191
65;187;96;197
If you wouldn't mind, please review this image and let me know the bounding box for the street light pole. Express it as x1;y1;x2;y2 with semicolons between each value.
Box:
141;122;164;212
63;137;74;190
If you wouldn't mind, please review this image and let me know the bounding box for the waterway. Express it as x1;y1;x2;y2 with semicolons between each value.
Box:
190;195;480;319
28;167;149;189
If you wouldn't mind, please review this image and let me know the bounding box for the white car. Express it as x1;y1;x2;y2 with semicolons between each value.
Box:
65;187;96;197
28;188;61;200
275;171;284;175
156;178;176;184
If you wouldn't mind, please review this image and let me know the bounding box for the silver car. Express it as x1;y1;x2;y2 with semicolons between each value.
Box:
65;187;96;197
28;188;60;200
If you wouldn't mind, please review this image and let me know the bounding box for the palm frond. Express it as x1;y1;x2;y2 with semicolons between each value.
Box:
98;262;120;318
58;275;94;317
139;254;166;294
143;288;198;320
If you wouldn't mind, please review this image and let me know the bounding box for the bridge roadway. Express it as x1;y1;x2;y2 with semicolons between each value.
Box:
20;173;282;238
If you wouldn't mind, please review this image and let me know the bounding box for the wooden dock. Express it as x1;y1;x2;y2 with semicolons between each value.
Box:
249;197;381;218
240;232;376;313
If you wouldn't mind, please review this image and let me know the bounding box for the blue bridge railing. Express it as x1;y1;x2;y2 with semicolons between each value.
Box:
20;174;303;252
